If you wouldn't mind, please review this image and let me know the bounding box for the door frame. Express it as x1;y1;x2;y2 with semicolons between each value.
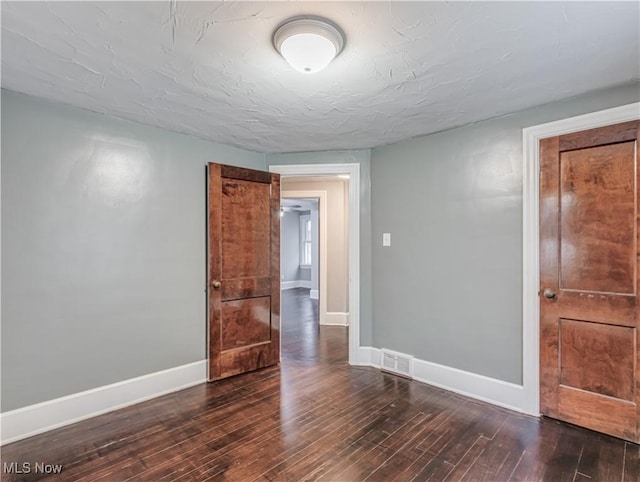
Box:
281;190;329;325
521;102;639;416
269;163;360;365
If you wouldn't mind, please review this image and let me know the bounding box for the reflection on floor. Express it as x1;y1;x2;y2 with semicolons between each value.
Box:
281;287;347;365
1;289;637;481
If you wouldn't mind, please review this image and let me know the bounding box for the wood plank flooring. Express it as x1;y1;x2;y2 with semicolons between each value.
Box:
1;288;637;481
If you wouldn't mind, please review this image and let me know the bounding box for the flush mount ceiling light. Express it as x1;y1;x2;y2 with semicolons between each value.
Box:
273;16;345;74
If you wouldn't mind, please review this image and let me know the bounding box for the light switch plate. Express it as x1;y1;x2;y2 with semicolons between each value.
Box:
383;233;391;246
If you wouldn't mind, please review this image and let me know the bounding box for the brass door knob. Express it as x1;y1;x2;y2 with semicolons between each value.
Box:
212;280;222;289
543;288;557;299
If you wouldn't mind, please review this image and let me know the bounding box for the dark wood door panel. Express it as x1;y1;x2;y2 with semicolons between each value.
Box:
540;120;639;443
558;120;638;151
556;386;637;442
219;343;274;379
208;163;280;381
221;277;272;301
553;291;637;327
559;142;636;295
221;297;272;351
221;178;271;279
559;319;635;401
221;164;273;184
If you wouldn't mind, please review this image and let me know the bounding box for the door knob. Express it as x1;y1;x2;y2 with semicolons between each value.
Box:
212;280;222;289
543;288;557;299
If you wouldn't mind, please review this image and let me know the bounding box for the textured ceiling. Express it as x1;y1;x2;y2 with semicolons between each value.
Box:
2;1;639;153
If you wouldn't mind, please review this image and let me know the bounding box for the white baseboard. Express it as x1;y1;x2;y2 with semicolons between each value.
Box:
355;346;381;367
354;346;531;415
281;280;311;290
321;312;349;326
0;346;533;445
310;289;319;299
0;360;207;445
412;358;528;414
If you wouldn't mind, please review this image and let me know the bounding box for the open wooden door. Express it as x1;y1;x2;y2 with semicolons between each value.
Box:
208;163;280;381
540;120;639;443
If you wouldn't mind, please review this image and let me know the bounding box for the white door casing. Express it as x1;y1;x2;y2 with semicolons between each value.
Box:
521;102;640;416
270;163;361;365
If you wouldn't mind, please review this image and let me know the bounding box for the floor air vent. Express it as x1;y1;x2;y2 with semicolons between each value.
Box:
380;349;413;378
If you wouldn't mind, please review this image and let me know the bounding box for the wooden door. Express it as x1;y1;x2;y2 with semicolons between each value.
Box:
540;120;639;443
208;163;280;381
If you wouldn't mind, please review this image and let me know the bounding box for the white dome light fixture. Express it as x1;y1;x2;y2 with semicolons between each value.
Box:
273;16;345;74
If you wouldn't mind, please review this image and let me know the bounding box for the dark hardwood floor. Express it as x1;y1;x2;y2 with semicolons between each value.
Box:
2;288;637;481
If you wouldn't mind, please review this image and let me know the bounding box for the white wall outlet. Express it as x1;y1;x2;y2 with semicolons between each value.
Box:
383;233;391;246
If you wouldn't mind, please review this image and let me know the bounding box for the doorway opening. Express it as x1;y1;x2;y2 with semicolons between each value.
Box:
280;179;349;363
280;197;321;361
270;163;360;365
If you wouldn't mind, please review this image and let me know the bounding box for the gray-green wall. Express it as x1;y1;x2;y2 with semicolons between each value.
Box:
371;82;640;384
266;150;373;346
4;81;638;412
1;90;266;411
